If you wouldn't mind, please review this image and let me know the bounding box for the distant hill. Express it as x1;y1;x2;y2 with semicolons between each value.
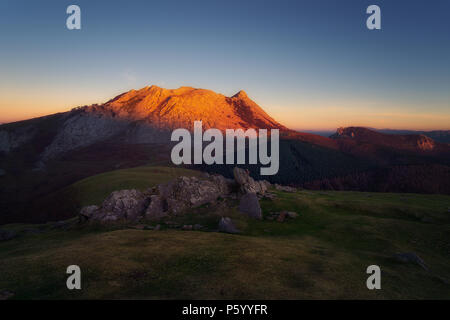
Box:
375;129;450;144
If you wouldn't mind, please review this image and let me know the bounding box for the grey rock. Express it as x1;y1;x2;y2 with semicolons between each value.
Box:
266;211;298;221
233;167;266;195
393;252;429;271
277;212;287;222
218;217;240;234
238;193;262;219
274;184;297;193
145;195;168;221
158;175;231;215
79;205;100;222
0;229;17;241
0;290;15;300
101;189;149;221
285;211;298;218
80;190;149;223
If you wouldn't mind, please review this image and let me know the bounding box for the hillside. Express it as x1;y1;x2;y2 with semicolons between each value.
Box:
1;166;449;299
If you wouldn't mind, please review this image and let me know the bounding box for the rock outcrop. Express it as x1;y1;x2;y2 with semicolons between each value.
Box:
80;174;234;223
218;217;240;234
78;167;298;224
238;193;262;219
233;167;270;195
157;175;233;214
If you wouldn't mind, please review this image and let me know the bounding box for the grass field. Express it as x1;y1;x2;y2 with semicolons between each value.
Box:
0;166;449;299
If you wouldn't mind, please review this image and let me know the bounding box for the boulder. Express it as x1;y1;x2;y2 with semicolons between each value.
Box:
0;229;17;241
145;195;168;221
285;211;298;218
393;252;429;271
274;184;297;193
238;193;262;219
101;189;149;221
80;190;149;223
218;217;240;234
233;167;266;195
266;211;298;221
0;290;14;300
79;205;100;222
277;212;287;222
158;175;231;214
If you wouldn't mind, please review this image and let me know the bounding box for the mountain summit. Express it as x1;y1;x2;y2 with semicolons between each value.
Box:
0;86;288;161
89;85;286;131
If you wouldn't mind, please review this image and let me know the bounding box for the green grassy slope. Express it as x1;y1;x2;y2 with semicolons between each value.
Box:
0;166;449;299
62;166;201;207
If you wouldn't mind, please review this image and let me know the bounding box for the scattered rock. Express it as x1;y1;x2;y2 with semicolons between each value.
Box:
266;211;298;221
285;211;298;218
277;212;287;222
274;184;296;193
238;193;262;219
182;225;193;231
420;216;434;223
262;192;277;201
80;190;149;223
22;228;45;235
154;224;161;231
0;290;14;300
130;224;145;230
233;167;267;195
193;224;202;230
0;229;17;241
145;195;168;221
218;217;240;234
435;276;450;286
101;189;149;221
393;252;429;271
52;220;73;230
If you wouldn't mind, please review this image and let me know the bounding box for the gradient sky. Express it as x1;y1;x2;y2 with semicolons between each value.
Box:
0;0;449;130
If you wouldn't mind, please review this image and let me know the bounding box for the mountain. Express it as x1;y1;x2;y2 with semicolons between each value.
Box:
331;126;438;152
375;129;450;144
1;86;449;224
0;86;289;163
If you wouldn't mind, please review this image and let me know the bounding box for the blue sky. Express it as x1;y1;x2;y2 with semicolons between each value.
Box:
0;0;449;130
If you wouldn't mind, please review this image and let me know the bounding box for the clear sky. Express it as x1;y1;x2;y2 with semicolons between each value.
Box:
0;0;449;130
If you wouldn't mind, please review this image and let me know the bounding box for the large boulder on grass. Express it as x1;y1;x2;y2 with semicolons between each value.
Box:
101;189;149;221
233;167;268;195
238;193;262;219
218;217;240;234
158;175;232;214
145;195;168;221
80;189;149;223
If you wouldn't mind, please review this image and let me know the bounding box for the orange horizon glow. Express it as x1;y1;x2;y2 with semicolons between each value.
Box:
1;89;449;131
